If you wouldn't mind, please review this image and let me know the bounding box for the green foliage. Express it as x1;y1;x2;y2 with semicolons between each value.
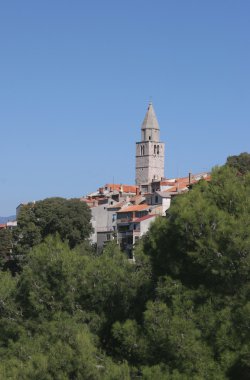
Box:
0;228;12;266
16;236;88;319
0;271;18;319
15;237;150;346
0;315;130;380
226;152;250;174
144;165;250;295
14;197;92;254
112;319;148;364
77;242;151;326
140;366;190;380
0;155;249;378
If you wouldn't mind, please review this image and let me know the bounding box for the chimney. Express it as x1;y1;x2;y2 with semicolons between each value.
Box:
189;172;192;185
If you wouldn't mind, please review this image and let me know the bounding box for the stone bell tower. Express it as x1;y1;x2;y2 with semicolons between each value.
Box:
135;103;165;187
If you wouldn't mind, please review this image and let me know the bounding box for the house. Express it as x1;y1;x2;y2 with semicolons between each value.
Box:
116;206;158;258
80;181;140;251
116;204;159;257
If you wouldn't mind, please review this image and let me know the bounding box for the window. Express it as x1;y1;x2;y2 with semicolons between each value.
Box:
140;145;145;156
154;145;156;154
157;145;160;154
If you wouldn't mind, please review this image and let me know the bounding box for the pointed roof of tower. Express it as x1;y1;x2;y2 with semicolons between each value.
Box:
141;102;159;130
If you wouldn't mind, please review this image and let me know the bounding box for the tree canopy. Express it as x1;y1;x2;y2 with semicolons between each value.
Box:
0;154;249;378
14;197;92;253
226;152;250;174
0;228;12;266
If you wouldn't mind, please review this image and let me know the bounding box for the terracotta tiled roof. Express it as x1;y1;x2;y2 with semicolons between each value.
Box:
133;214;157;223
80;198;94;203
117;204;150;213
160;180;176;186
104;184;138;193
161;173;211;188
0;224;6;229
129;195;145;205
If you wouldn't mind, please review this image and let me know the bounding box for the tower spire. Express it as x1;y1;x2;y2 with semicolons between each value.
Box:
135;103;165;188
141;102;160;142
141;102;159;131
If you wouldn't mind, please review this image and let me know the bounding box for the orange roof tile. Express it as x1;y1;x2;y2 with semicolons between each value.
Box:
130;195;142;201
161;173;211;187
160;181;176;186
133;214;157;223
104;184;138;193
117;204;150;213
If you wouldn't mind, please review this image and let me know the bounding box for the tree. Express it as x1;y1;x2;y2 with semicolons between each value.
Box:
16;236;88;320
0;229;12;266
0;270;23;352
14;197;92;254
226;152;250;174
16;237;151;345
135;162;250;377
144;165;250;295
1;156;249;378
0;314;130;380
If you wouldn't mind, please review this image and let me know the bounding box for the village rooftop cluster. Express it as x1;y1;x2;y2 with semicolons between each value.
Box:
2;103;210;257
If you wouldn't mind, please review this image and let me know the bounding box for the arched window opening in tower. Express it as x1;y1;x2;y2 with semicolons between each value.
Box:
154;145;156;154
157;145;160;154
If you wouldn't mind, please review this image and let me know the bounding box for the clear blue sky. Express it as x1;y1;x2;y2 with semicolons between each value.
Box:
1;0;249;215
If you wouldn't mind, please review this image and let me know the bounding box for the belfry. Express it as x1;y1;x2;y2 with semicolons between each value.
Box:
135;103;165;188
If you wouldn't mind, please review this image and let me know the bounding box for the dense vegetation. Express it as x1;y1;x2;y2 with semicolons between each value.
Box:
14;197;92;252
0;155;249;379
226;151;250;174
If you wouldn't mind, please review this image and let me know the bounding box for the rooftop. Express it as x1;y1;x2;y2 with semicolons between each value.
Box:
117;204;150;213
133;214;157;223
104;184;138;193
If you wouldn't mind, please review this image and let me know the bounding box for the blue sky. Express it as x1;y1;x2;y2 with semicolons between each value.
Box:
0;0;249;215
